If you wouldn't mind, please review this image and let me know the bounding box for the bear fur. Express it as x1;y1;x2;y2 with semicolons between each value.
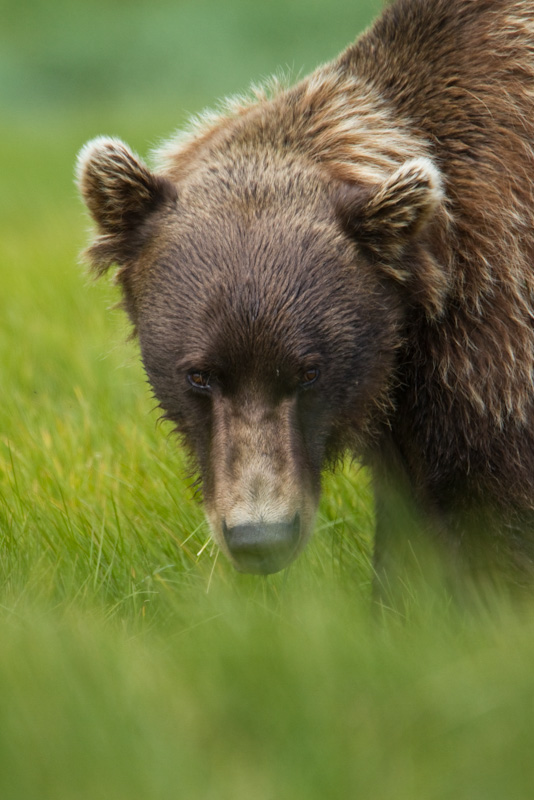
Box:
77;0;534;587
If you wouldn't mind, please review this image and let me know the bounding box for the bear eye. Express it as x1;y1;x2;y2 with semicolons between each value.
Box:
300;367;320;387
188;371;211;390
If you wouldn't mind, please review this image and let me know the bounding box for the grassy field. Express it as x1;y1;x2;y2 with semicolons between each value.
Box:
3;0;534;797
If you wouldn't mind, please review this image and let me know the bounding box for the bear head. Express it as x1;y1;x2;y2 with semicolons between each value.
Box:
76;135;445;574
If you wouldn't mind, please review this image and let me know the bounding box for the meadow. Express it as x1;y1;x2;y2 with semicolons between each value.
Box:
2;0;534;797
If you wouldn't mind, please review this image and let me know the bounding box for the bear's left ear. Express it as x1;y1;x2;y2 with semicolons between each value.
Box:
335;157;449;317
76;137;177;275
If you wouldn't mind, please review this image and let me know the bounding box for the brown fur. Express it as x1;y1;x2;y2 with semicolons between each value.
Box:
77;0;534;586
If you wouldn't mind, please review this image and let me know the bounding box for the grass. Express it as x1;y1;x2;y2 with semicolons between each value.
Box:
3;0;534;796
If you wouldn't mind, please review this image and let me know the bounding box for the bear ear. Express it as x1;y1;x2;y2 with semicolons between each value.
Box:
335;157;443;261
76;137;177;275
335;157;449;317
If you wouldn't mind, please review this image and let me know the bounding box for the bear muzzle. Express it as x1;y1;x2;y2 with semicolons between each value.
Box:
222;514;301;574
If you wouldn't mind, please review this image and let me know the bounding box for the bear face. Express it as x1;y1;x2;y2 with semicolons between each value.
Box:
77;132;444;573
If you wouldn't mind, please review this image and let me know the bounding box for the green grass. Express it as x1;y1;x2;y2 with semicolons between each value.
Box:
3;0;534;797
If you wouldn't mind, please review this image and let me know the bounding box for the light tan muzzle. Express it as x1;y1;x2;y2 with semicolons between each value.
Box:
205;392;317;573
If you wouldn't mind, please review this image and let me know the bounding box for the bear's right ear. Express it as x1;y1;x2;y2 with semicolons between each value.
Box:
76;137;177;275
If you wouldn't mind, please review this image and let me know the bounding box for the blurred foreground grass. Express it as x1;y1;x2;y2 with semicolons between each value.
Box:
3;0;534;797
3;589;534;800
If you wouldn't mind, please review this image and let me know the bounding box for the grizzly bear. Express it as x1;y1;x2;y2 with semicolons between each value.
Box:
77;0;534;587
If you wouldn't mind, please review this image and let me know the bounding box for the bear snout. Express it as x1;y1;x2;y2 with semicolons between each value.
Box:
222;514;301;574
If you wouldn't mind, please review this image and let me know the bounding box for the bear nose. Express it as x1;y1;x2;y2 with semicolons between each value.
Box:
223;515;301;574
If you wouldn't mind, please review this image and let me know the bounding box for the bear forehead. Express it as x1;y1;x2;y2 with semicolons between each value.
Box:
144;151;356;291
171;144;332;216
136;149;376;372
145;195;360;336
138;243;374;400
